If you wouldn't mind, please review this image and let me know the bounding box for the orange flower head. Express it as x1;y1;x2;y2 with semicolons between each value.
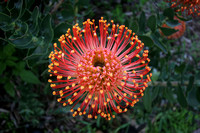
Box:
166;0;200;16
160;16;186;39
48;18;152;120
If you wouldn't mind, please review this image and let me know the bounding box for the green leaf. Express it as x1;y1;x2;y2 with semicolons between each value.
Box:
131;20;139;33
151;34;167;53
3;44;15;56
0;12;12;24
30;6;40;34
0;12;12;30
187;87;199;107
196;87;200;103
163;8;174;20
164;87;175;103
9;0;26;21
61;4;74;20
151;69;160;82
9;34;34;49
25;14;53;61
152;87;160;101
54;22;71;38
4;82;15;97
6;60;16;67
166;20;180;27
175;14;191;21
114;123;130;133
147;15;157;32
159;26;178;36
143;88;152;112
186;76;195;95
175;63;186;74
138;35;154;47
177;85;188;108
139;11;146;33
19;70;40;84
9;22;29;39
0;62;6;74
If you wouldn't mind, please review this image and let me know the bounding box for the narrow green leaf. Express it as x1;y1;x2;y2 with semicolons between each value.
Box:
151;34;167;53
187;87;199;107
196;88;200;103
139;11;146;33
152;87;160;101
175;14;191;21
164;87;175;102
114;123;130;133
19;70;40;84
186;76;195;95
4;82;15;97
138;35;154;47
143;88;152;112
159;26;178;36
147;15;157;32
163;8;174;20
177;85;188;108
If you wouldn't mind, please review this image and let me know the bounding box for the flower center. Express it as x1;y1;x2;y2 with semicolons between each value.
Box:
77;48;123;91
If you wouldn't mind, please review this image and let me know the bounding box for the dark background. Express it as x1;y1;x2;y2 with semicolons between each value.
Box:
0;0;200;132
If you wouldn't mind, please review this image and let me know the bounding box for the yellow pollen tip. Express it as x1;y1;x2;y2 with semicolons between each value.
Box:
100;90;103;94
68;99;71;102
68;76;71;80
121;82;125;86
72;83;75;87
65;86;69;90
50;84;56;87
88;95;92;99
57;75;62;79
92;104;95;108
52;91;56;95
107;82;110;86
48;79;52;83
57;98;62;102
81;86;84;90
54;43;57;47
123;76;127;80
63;103;66;106
73;92;77;96
71;50;75;54
89;85;93;89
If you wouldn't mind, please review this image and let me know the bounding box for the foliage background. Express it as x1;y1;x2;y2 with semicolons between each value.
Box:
0;0;200;133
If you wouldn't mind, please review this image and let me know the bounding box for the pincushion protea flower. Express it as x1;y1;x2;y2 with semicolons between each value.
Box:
48;17;152;120
160;16;186;39
166;0;200;16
